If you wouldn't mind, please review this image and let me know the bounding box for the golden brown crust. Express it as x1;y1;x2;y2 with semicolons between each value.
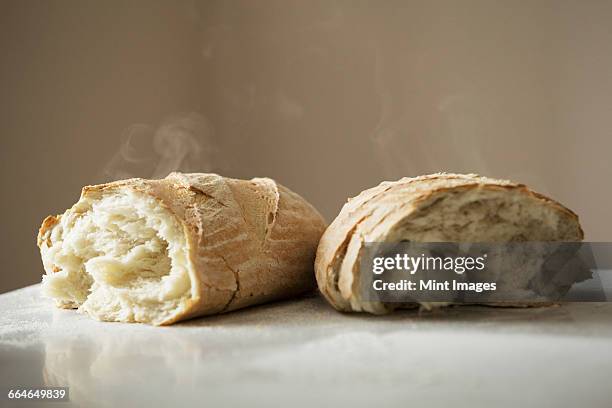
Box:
37;215;59;247
38;173;327;325
314;173;583;312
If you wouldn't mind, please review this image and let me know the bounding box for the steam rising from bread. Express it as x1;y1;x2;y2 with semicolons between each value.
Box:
104;112;214;180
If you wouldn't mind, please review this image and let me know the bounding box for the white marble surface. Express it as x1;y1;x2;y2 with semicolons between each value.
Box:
1;284;612;408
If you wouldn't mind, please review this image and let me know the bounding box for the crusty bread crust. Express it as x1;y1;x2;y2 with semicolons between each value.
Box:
314;173;584;312
38;173;327;325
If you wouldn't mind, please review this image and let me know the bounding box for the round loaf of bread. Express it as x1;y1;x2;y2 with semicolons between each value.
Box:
315;173;584;313
38;172;326;325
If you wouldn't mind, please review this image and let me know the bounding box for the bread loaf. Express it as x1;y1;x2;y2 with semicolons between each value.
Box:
315;173;583;313
38;172;326;325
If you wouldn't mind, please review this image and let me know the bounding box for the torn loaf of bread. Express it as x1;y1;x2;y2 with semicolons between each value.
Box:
38;172;326;325
315;173;584;314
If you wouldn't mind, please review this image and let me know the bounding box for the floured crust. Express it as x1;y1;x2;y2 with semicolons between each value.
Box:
315;173;584;313
38;173;327;325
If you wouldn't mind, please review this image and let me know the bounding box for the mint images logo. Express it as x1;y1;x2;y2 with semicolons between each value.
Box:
361;242;608;303
370;252;495;294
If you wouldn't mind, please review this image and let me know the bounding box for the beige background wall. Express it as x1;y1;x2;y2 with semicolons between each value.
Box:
1;0;611;293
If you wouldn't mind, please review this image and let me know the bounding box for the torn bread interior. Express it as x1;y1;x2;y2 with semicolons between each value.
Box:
38;173;326;325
